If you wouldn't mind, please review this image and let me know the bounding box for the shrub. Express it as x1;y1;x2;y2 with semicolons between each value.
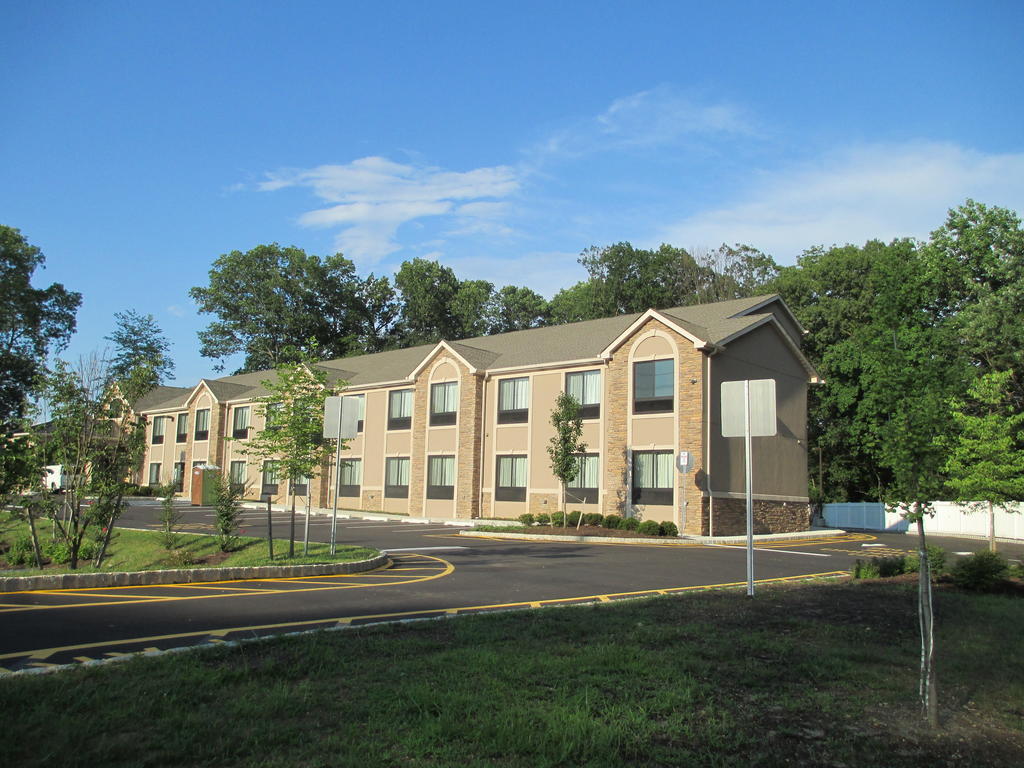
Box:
78;539;97;562
551;511;566;527
660;521;679;537
5;535;35;566
622;517;640;531
134;485;154;497
603;515;622;529
638;520;661;536
904;545;947;578
159;484;183;551
566;510;581;527
583;513;603;527
852;559;881;579
517;513;535;527
169;548;196;567
951;550;1009;591
875;555;907;578
535;513;551;526
1010;561;1024;580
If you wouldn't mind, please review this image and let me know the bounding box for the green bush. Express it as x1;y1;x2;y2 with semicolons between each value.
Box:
566;511;581;527
904;545;947;577
875;555;906;578
551;511;566;527
603;515;622;529
638;520;660;536
951;550;1009;591
517;513;535;526
5;535;36;566
660;521;679;537
582;513;603;527
1010;561;1024;580
535;512;551;526
852;559;881;579
134;485;155;497
622;517;640;531
78;539;97;562
44;539;72;564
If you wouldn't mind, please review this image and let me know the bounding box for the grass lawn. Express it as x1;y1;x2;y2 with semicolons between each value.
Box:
0;512;378;575
2;579;1022;767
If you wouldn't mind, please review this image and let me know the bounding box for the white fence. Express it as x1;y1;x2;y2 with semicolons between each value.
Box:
823;501;1024;540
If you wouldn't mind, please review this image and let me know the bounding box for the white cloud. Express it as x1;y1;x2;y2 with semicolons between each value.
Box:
166;305;186;318
657;142;1024;262
258;157;520;264
530;85;756;161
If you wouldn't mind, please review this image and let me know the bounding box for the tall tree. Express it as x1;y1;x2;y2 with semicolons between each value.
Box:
451;279;495;338
0;226;81;428
489;285;549;333
393;258;462;345
189;244;365;372
942;371;1024;551
547;392;587;523
355;273;401;353
105;309;175;386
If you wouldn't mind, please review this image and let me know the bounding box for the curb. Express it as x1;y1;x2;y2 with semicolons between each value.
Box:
239;503;521;528
459;528;850;546
0;553;389;593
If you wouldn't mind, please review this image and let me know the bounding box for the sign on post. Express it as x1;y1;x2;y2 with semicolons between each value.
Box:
721;379;777;597
324;396;360;555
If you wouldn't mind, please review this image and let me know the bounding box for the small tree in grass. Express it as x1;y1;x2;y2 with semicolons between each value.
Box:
157;483;182;551
240;346;341;557
211;474;243;552
942;371;1024;552
547;392;586;528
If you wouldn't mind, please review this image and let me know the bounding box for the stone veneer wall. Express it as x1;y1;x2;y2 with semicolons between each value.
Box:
529;492;559;517
705;497;811;536
455;369;484;519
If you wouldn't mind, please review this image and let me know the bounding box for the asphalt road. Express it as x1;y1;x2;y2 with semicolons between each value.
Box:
2;501;1019;674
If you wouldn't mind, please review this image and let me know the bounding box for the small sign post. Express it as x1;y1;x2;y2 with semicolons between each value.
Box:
721;379;777;596
324;396;360;555
677;450;691;535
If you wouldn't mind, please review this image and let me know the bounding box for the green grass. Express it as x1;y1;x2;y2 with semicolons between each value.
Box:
0;512;377;575
2;579;1022;766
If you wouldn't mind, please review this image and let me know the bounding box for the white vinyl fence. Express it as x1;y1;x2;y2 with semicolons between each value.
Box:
823;501;1024;540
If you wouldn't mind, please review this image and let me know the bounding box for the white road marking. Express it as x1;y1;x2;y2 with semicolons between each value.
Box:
706;544;829;558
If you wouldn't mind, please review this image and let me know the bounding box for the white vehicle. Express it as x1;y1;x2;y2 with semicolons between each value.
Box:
43;465;67;493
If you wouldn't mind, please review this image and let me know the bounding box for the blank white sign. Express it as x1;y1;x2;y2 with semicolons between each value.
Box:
323;396;360;440
721;379;777;437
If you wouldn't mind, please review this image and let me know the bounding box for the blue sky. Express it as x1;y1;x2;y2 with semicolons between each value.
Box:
4;0;1023;385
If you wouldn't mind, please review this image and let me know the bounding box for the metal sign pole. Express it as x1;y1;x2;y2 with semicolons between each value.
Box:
330;417;342;556
744;380;754;597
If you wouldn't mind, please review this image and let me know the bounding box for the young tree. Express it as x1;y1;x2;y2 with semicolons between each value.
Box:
240;350;341;557
547;392;587;527
942;371;1024;551
0;225;81;429
105;309;175;386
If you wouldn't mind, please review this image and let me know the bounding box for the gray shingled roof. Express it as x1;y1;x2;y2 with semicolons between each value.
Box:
136;294;802;412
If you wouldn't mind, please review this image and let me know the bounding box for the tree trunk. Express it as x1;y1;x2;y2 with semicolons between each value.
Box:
300;488;310;555
916;511;939;728
93;496;122;568
26;503;44;569
289;492;296;558
988;500;996;552
266;496;274;560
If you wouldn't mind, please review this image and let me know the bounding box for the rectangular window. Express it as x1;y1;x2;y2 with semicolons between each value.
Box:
261;460;280;496
265;402;283;430
172;462;185;493
229;460;247;491
344;394;365;433
495;455;527;502
338;458;361;497
497;377;529;424
148;462;161;486
232;406;250;438
194;408;210;441
175;413;188;443
430;382;458;426
151;416;165;444
567;453;599;504
566;370;601;420
388;389;413;431
632;450;674;505
426;456;455;499
385;457;411;498
291;474;309;496
633;359;674;414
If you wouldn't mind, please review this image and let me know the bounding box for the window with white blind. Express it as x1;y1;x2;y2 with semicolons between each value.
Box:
173;462;185;492
430;382;458;426
232;406;251;438
291;474;309;496
151;416;165;444
261;460;280;495
385;457;411;498
495;455;527;502
426;456;455;499
175;413;188;442
338;459;361;497
194;408;210;440
388;389;413;431
229;460;247;490
148;462;161;486
633;359;674;414
631;450;674;505
344;394;365;433
566;453;599;504
497;377;529;424
566;370;601;420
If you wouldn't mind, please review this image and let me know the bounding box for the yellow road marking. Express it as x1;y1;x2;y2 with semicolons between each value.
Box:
0;569;845;667
73;656;92;663
0;557;453;614
30;591;180;600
